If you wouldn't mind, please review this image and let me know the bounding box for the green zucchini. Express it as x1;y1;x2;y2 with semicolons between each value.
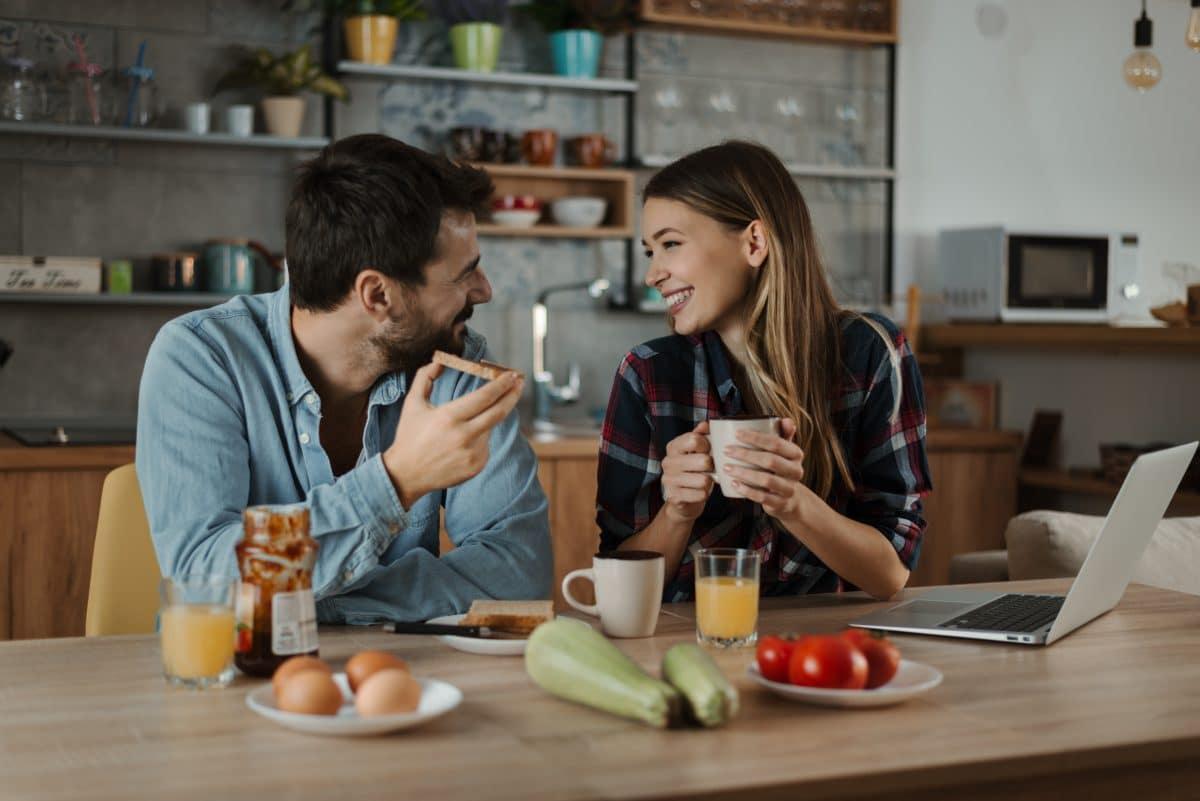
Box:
661;643;739;727
525;619;680;728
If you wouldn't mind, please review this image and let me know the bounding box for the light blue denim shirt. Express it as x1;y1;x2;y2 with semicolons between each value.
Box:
136;287;551;624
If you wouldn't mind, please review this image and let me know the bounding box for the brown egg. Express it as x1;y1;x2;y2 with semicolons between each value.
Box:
277;669;344;716
344;650;409;693
271;656;332;700
354;668;422;717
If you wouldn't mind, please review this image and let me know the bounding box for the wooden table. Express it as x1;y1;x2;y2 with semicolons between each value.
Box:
2;580;1197;801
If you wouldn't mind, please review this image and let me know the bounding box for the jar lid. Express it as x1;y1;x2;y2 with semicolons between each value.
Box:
151;251;200;259
206;238;250;246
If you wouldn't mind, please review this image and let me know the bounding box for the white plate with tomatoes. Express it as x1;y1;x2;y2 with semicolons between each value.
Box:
747;659;943;708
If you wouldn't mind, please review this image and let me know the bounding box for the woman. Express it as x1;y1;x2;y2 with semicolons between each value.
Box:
596;141;930;602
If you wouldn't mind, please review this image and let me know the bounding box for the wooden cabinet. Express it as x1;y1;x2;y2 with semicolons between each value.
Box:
0;436;132;640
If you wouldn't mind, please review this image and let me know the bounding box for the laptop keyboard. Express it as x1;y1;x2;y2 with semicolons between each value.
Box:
937;594;1065;633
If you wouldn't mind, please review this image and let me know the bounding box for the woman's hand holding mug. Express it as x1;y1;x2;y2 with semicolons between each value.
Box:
661;421;715;523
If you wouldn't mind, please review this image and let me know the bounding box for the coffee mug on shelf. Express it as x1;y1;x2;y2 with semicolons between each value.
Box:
561;550;664;638
707;415;783;499
564;133;616;168
520;129;558;167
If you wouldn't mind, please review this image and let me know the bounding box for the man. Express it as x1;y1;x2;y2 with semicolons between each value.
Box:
136;134;552;623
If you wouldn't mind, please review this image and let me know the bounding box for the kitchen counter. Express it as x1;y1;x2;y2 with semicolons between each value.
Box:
0;428;1021;470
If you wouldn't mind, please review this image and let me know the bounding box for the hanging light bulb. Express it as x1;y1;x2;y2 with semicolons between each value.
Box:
1124;0;1161;91
1187;0;1200;52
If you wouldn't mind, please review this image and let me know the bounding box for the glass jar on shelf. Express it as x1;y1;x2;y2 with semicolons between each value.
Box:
65;61;116;126
0;57;47;122
117;65;161;127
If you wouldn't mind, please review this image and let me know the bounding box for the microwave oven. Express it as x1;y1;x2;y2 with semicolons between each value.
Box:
939;227;1141;323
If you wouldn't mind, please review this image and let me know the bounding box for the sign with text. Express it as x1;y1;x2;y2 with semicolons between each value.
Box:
0;256;102;294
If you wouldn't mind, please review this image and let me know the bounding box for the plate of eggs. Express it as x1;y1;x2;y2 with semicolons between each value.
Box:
245;652;463;736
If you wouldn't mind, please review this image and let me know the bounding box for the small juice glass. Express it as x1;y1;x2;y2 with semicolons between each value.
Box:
159;575;237;688
694;548;761;648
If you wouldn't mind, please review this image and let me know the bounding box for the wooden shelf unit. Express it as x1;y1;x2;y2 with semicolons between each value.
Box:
921;323;1200;355
0;121;327;149
639;0;897;45
1020;467;1200;514
478;164;635;239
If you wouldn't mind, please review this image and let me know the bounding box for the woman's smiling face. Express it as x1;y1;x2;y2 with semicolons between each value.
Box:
642;197;758;338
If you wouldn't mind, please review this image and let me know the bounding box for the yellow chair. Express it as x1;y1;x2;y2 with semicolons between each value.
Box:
85;464;161;636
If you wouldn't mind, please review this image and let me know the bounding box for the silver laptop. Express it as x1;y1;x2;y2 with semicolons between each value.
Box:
852;441;1198;646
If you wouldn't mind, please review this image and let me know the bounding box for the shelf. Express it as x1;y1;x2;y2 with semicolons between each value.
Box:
639;4;897;45
1020;467;1200;513
0;292;236;307
476;224;633;239
638;155;894;180
337;61;638;94
478;164;636;240
921;323;1200;355
0;122;328;149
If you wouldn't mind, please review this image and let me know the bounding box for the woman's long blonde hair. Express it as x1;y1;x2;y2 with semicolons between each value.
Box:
644;140;898;499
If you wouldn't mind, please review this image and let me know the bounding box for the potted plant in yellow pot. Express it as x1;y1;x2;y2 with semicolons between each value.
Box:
334;0;427;65
215;44;348;138
521;0;634;79
426;0;510;72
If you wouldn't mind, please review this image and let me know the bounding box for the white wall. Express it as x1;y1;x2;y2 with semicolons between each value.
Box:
894;0;1200;469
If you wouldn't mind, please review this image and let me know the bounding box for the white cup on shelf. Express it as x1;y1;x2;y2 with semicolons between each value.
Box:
184;102;210;134
225;104;254;137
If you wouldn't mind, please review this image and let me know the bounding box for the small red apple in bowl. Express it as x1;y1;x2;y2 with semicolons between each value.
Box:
491;195;542;227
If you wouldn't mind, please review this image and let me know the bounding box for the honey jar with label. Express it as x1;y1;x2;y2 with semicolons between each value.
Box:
234;504;320;677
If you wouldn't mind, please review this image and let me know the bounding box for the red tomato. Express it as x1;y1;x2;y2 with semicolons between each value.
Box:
788;634;868;690
841;629;901;689
756;635;798;683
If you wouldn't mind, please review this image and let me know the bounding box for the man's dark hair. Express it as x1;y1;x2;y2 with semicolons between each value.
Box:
285;134;493;311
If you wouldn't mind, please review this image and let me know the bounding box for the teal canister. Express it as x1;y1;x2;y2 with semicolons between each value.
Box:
203;239;256;294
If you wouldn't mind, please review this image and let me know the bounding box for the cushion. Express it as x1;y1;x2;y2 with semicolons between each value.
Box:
948;550;1009;584
1005;511;1200;595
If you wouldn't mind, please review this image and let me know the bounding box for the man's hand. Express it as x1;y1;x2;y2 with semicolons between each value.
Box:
660;421;715;524
383;362;524;508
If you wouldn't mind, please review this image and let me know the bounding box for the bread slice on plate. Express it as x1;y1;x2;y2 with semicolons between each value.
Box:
460;600;554;635
432;350;517;382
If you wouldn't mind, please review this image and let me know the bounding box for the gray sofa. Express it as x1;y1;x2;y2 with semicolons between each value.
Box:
948;511;1200;596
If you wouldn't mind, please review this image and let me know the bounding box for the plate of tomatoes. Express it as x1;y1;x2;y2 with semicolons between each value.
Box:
747;629;942;708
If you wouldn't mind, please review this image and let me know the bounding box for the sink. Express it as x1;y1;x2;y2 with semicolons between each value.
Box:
524;417;603;439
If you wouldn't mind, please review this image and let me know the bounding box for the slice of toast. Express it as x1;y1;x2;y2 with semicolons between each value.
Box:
432;350;517;382
460;600;554;635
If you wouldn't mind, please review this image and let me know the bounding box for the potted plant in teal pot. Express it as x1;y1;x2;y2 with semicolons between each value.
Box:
523;0;634;79
333;0;428;65
427;0;510;72
215;44;348;138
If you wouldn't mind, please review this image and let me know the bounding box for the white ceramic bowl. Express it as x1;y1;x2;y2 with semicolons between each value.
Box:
491;209;541;228
551;197;607;228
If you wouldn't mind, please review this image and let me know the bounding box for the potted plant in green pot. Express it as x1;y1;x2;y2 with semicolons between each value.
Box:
523;0;634;79
215;44;348;138
427;0;510;72
333;0;427;65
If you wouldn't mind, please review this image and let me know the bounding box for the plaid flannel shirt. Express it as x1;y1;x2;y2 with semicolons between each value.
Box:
596;313;931;602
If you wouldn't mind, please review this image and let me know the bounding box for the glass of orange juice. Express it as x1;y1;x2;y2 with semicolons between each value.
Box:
159;575;237;689
694;548;761;648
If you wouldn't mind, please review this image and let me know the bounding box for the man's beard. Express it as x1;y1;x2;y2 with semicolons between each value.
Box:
370;303;474;374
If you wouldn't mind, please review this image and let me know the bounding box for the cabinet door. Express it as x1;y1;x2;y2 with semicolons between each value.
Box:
3;469;106;639
911;449;1018;587
552;458;600;610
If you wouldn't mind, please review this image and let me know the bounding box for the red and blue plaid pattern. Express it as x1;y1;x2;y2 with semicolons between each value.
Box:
596;313;932;602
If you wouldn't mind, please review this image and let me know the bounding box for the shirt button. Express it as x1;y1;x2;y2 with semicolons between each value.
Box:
389;521;400;533
305;393;317;405
342;569;353;582
299;433;310;445
286;392;293;402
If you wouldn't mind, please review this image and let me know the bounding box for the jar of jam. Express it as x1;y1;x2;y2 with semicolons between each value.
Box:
234;504;320;677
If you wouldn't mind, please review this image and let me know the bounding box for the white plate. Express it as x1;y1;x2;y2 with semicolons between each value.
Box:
246;672;462;736
426;613;528;656
746;659;943;708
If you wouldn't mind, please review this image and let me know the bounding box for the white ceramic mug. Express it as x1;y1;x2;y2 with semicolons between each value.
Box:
561;551;664;638
225;104;254;137
184;102;210;134
707;416;783;499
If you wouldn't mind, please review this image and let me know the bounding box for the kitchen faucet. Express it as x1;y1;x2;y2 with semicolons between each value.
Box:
532;278;610;426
